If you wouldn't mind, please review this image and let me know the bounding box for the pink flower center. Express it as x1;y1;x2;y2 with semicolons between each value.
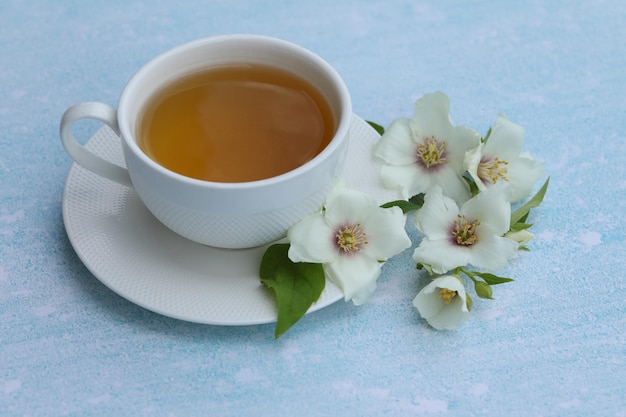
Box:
478;156;509;184
450;214;480;246
335;224;368;254
416;136;447;170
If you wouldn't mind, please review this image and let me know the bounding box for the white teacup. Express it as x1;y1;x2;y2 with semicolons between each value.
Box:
60;35;352;249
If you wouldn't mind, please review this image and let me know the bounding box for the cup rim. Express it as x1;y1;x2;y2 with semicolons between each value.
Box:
117;34;352;190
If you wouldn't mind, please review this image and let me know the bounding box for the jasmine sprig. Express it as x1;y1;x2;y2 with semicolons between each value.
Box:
370;92;548;330
261;94;549;337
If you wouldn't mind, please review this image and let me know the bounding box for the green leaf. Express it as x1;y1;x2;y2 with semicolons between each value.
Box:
366;120;385;135
408;193;425;208
510;177;550;226
381;199;422;214
465;292;473;311
483;126;493;142
519;212;530;224
462;171;481;198
474;281;493;299
509;222;533;232
416;263;435;275
473;272;514;285
259;244;325;338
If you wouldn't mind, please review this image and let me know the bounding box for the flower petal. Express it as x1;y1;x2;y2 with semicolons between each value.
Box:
379;164;426;199
412;285;444;319
426;296;469;330
325;255;382;305
324;186;377;227
503;155;546;202
413;239;471;274
430;167;472;204
469;229;519;271
413;186;459;240
412;91;455;139
462;183;512;235
463;143;488;192
287;213;337;264
360;206;411;260
372;117;417;165
449;125;482;167
484;114;524;157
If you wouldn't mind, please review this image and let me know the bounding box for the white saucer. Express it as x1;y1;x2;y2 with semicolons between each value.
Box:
62;114;399;325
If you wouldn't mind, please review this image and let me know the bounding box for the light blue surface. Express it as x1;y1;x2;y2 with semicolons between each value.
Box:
1;1;625;416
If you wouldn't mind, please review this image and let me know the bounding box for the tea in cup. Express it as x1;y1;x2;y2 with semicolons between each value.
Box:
60;35;352;248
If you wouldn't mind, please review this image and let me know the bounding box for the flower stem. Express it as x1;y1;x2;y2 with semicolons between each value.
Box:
457;266;477;284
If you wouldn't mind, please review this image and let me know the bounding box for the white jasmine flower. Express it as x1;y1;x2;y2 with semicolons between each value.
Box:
288;184;411;305
412;184;519;274
464;114;545;203
373;92;481;204
413;275;470;330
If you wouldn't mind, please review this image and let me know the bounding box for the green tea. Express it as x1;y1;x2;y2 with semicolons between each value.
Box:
138;64;334;182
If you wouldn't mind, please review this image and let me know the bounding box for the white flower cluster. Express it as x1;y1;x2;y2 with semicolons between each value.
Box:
373;92;545;330
281;91;546;334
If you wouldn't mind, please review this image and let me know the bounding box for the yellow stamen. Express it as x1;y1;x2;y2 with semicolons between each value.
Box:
451;214;480;246
416;136;447;169
336;224;368;254
438;288;458;304
479;157;509;184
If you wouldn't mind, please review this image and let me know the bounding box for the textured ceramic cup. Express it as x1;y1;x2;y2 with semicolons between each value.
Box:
60;35;352;248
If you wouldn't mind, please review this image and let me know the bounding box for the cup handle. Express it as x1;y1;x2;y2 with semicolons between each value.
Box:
60;102;133;187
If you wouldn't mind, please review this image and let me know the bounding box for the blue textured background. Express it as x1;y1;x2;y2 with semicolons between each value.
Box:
1;1;625;416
